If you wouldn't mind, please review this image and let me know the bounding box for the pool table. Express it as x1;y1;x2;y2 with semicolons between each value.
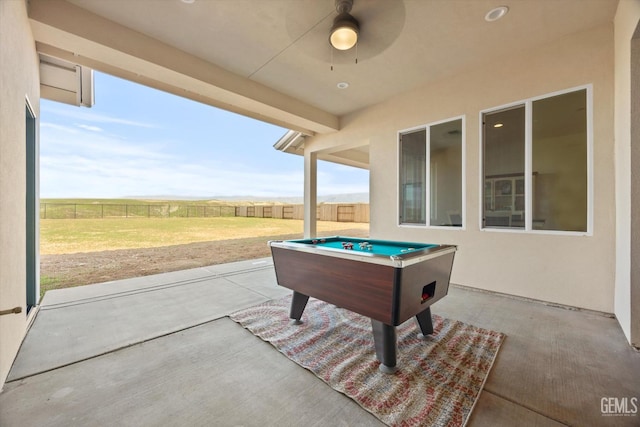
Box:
269;236;457;373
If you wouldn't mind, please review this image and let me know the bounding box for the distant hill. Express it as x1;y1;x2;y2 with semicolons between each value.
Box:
123;193;369;204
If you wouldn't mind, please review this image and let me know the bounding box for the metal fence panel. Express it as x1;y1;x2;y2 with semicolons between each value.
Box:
40;203;370;222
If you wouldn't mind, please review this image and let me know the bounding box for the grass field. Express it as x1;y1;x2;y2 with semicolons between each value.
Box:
40;217;368;254
39;215;369;295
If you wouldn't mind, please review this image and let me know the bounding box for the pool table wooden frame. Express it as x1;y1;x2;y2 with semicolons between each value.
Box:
269;237;456;373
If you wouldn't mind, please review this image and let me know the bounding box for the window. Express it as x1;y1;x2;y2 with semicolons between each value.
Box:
399;118;464;227
483;106;525;228
532;90;588;231
399;129;426;224
26;101;38;312
482;87;591;233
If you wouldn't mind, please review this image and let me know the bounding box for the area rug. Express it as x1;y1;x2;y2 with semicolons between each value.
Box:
229;295;505;427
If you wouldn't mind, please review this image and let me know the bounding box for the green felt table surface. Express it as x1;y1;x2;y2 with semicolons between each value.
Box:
289;236;437;257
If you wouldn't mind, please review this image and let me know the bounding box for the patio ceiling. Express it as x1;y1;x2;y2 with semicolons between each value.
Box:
28;0;617;166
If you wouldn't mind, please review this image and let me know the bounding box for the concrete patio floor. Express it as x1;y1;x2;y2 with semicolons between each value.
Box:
1;258;639;426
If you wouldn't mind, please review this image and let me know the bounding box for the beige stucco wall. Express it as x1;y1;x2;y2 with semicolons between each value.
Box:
0;0;40;388
306;24;615;313
614;0;640;346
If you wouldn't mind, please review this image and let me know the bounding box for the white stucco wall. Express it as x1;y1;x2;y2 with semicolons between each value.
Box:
0;0;40;388
306;24;615;313
614;0;640;346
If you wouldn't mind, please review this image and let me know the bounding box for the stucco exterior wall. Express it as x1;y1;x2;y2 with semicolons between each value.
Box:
614;0;640;346
0;0;40;388
306;24;615;313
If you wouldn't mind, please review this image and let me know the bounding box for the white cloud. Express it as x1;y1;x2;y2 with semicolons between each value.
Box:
41;104;157;128
77;124;103;132
40;122;80;133
40;135;369;197
40;154;306;198
39;124;307;198
39;101;369;199
41;121;172;161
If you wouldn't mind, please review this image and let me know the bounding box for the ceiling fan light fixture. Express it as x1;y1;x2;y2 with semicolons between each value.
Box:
330;12;359;50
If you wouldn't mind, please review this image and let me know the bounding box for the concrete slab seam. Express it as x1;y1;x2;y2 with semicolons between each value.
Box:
481;389;570;426
4;311;267;384
41;265;274;311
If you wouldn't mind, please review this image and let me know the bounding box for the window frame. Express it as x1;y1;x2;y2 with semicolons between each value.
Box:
398;125;427;226
478;85;593;236
397;115;466;229
25;95;40;311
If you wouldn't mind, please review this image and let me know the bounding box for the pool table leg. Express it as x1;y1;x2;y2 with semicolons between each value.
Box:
415;307;434;339
289;291;309;325
371;320;397;374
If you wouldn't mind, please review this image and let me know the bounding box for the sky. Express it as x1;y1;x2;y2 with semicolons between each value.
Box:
40;72;369;199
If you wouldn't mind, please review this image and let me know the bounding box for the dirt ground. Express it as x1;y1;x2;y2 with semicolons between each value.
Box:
40;228;369;293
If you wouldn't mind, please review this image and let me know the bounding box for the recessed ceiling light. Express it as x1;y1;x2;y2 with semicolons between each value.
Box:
485;6;509;22
337;82;349;89
493;123;504;128
181;0;195;4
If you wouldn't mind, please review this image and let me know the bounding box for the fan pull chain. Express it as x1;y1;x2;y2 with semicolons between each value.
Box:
330;43;359;70
331;45;334;71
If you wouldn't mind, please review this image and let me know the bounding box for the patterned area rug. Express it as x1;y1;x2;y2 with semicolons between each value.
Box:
230;295;505;427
